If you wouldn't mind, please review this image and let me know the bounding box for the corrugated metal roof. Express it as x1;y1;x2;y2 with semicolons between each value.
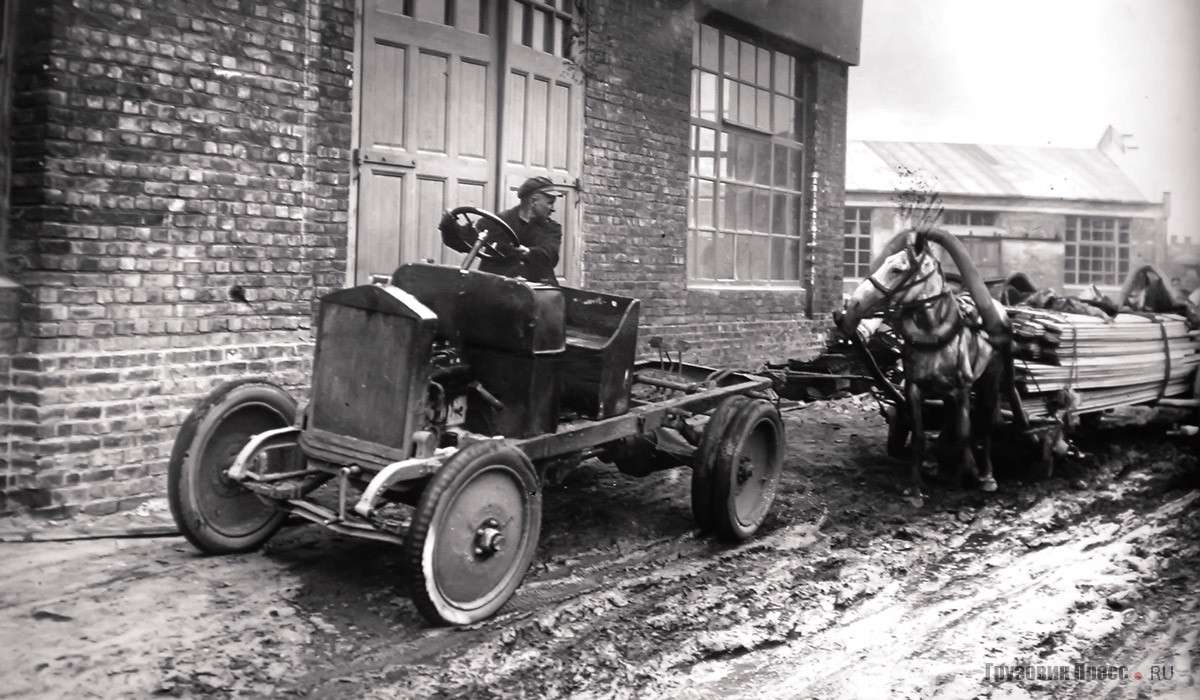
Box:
846;140;1150;203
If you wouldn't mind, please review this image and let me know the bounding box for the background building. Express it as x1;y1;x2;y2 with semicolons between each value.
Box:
0;0;862;517
843;136;1170;294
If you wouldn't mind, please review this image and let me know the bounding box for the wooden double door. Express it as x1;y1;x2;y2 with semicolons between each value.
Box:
354;0;582;284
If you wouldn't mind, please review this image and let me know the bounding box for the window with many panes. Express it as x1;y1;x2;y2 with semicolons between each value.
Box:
1064;216;1130;286
508;0;573;57
688;23;808;285
941;210;996;227
843;207;872;278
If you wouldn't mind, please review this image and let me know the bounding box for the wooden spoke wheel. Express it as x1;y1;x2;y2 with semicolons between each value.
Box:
691;395;751;532
404;441;541;626
709;398;785;542
168;380;298;554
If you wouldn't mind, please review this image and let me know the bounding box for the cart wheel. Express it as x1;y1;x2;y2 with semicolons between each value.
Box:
404;441;541;626
168;379;297;554
886;406;910;459
692;395;751;532
710;399;785;542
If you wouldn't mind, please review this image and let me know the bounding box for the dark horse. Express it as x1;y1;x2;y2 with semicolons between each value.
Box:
839;230;1017;505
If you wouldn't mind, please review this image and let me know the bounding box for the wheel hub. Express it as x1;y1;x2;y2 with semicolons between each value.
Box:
474;518;505;557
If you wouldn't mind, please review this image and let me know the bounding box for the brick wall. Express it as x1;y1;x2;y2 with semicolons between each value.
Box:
0;0;353;517
578;0;850;370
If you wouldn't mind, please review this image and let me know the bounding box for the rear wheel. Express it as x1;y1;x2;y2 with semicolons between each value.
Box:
710;399;785;542
692;395;751;531
404;441;541;625
168;380;297;554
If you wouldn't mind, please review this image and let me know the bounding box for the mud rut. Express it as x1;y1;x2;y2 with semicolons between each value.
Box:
1;398;1197;699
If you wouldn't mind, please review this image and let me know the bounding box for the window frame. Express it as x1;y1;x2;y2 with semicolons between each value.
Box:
686;22;811;288
1063;216;1131;286
941;210;997;227
843;206;872;279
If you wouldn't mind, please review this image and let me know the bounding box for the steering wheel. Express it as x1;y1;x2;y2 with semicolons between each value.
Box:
445;206;520;267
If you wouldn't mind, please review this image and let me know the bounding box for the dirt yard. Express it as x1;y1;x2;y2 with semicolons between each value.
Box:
1;398;1197;699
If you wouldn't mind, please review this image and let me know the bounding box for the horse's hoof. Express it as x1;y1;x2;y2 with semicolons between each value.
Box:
980;477;997;492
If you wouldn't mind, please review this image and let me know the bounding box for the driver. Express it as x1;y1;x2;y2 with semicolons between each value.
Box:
438;176;565;286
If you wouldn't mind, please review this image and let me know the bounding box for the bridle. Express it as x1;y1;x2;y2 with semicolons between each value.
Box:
867;244;947;314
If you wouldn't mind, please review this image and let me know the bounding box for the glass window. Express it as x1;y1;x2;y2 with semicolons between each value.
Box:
1063;217;1130;285
843;208;873;279
941;210;997;227
689;23;809;285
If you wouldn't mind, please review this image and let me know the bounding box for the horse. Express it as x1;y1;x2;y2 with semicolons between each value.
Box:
839;231;1007;505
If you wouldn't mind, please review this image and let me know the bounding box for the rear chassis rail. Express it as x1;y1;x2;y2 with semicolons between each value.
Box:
223;363;772;543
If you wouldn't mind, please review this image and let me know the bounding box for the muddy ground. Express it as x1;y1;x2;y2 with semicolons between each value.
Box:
2;397;1197;699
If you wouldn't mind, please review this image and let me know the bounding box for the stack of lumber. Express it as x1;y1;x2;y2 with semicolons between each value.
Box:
1006;308;1200;418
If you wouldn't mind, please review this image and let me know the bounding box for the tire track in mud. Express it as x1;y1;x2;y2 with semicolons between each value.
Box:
0;536;320;699
286;402;1199;699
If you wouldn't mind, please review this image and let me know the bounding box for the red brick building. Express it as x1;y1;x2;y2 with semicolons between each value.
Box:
0;0;861;517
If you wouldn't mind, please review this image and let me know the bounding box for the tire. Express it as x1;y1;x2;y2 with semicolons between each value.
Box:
168;379;298;554
711;399;785;542
691;395;751;532
404;441;541;626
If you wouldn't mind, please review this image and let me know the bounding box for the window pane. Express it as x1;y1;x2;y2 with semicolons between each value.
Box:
697;127;715;177
458;0;481;31
772;193;788;234
532;8;546;51
690;70;700;118
756;47;770;87
723;78;737;122
700;24;719;71
719;182;733;230
699;71;718;121
752;188;770;233
415;0;447;23
695;229;715;279
753;138;771;185
772;95;791;137
774;52;790;95
771;237;800;280
509;0;524;43
735;186;753;232
718;131;730;178
716;232;736;279
739;83;755;127
739;42;755;82
738;235;770;280
734;135;753;182
789;148;802;190
756;89;770;131
723;36;738;77
696;179;714;229
773;144;790;188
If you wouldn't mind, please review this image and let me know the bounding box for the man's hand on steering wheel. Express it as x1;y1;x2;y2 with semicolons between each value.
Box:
440;206;522;270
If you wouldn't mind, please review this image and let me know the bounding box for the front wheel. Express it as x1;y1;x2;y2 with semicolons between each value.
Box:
404;441;542;625
168;380;298;554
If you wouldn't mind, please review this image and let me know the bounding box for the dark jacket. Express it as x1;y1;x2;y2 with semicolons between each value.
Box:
441;207;561;285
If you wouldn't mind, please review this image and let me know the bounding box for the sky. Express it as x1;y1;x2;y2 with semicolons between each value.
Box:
847;0;1200;246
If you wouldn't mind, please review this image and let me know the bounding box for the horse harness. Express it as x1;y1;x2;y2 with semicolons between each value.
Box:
871;245;985;350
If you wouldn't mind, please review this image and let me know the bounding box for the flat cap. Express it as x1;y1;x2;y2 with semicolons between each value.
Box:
517;176;567;200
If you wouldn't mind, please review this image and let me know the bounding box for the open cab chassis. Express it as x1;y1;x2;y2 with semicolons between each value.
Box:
169;260;785;625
